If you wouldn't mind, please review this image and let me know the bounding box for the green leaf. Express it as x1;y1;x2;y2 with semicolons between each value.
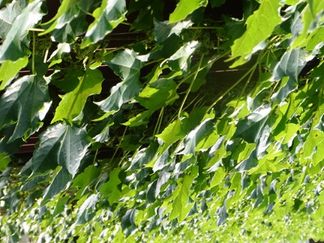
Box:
137;78;178;110
0;75;50;142
52;69;104;123
122;110;153;127
97;50;144;114
302;129;324;166
169;0;208;23
30;124;89;177
234;104;271;143
292;0;324;48
230;0;281;67
274;123;300;144
271;49;308;103
43;168;72;201
177;118;214;155
170;166;198;221
153;20;193;43
0;152;10;171
99;168;122;205
81;0;126;48
0;0;43;61
0;57;28;90
73;165;100;191
0;0;26;39
156;107;210;148
41;0;92;43
210;167;226;188
76;194;98;224
163;41;199;72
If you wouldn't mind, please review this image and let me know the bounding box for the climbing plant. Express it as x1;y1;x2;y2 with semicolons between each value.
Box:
0;0;323;242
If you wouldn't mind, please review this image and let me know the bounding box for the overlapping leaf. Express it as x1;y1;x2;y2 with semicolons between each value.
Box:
0;0;43;61
230;0;281;67
29;123;89;177
0;75;50;141
52;69;104;123
81;0;126;48
96;49;145;114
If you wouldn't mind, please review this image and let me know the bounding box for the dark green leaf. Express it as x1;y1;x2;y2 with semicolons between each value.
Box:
43;168;72;201
30;124;89;176
0;75;50;142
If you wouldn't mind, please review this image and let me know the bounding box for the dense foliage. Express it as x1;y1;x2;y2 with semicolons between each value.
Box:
0;0;323;241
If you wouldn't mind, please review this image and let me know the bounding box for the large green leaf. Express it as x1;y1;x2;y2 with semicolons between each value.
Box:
0;75;50;142
29;124;89;177
81;0;126;48
0;0;43;61
169;0;208;23
52;69;104;123
230;0;281;67
97;49;144;114
292;0;324;48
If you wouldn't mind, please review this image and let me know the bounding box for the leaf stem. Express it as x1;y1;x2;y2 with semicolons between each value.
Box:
178;55;204;119
207;62;258;112
32;32;36;74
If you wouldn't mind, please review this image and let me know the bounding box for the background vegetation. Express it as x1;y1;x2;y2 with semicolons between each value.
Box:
0;0;323;242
